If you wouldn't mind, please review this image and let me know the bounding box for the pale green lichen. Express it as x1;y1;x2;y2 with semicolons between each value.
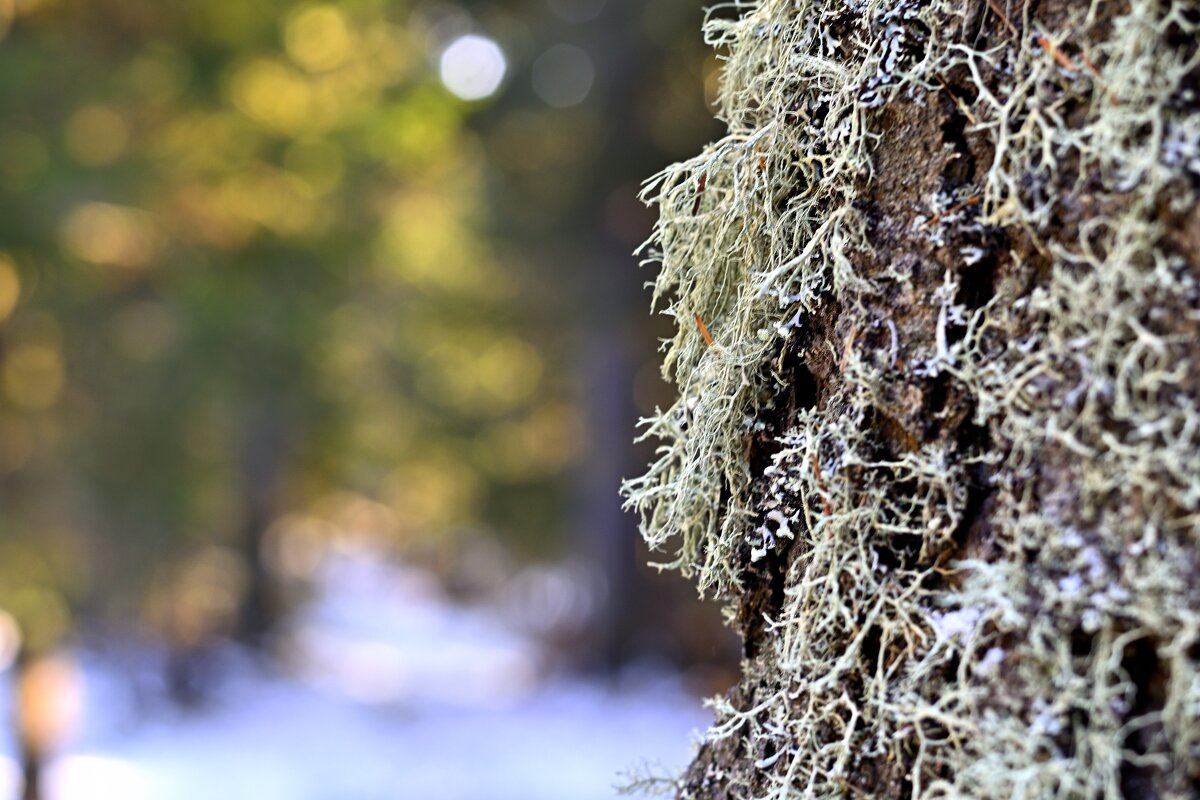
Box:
622;0;923;589
624;0;1200;796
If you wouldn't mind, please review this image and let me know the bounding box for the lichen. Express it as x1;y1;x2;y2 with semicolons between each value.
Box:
622;0;1200;796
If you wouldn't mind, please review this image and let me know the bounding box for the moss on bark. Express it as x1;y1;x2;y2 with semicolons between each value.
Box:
623;0;1200;796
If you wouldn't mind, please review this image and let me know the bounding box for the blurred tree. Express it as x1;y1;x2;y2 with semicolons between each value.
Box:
0;0;577;720
463;0;728;669
0;5;733;793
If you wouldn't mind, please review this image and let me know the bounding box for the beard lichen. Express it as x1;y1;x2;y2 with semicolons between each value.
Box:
622;0;1200;797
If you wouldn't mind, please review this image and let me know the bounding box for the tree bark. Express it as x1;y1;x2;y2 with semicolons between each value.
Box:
625;0;1200;796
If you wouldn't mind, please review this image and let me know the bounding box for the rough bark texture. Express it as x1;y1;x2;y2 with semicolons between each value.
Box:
623;0;1200;797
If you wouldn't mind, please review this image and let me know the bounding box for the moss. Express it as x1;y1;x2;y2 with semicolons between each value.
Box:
623;0;1200;797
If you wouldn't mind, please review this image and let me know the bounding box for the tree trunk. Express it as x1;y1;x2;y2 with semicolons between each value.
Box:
13;650;80;800
624;0;1200;797
235;410;287;646
18;741;40;800
15;648;47;800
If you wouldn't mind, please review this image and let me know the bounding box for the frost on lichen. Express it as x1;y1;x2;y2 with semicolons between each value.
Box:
622;0;1200;797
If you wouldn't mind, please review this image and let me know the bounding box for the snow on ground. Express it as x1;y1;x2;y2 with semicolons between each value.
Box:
0;551;710;800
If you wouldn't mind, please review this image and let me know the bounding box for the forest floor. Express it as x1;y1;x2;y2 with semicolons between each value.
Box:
0;550;709;800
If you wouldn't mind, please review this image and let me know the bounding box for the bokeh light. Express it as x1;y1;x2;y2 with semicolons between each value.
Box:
284;4;354;73
531;44;595;108
545;0;607;24
3;344;64;409
64;105;130;167
0;255;20;322
60;203;163;271
438;34;507;101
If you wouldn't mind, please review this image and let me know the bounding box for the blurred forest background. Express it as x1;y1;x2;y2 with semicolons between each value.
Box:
0;0;735;797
